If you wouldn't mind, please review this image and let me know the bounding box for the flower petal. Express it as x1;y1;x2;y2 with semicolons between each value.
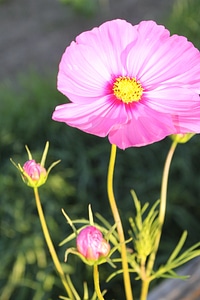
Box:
123;21;200;91
108;103;176;149
173;109;200;133
144;87;200;113
122;20;170;77
58;19;138;104
76;19;137;75
52;96;129;137
58;43;110;104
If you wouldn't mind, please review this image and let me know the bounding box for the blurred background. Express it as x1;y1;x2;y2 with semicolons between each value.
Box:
0;0;200;299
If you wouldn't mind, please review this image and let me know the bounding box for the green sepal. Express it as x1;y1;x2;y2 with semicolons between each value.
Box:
170;133;195;144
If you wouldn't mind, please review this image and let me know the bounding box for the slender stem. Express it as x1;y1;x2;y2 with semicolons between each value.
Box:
107;144;133;300
158;141;178;226
140;280;150;300
33;187;74;299
140;140;178;300
93;264;104;300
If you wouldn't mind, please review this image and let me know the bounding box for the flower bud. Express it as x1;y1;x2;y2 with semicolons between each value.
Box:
76;226;110;261
11;141;60;189
170;133;195;144
23;160;47;187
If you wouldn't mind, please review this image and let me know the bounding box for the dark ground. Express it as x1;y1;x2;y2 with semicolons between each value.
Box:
0;0;175;83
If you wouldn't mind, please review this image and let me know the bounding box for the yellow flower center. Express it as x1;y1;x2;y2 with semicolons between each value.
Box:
113;76;143;104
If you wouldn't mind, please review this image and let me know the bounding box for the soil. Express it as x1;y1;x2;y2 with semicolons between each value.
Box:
0;0;175;83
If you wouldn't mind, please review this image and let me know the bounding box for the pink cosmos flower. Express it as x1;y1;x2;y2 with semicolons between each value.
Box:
52;19;200;149
76;226;110;261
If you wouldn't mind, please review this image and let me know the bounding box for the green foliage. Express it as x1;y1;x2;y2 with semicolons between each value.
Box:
165;0;200;48
1;67;200;298
129;191;160;263
128;192;200;283
59;0;99;16
152;231;200;280
1;0;200;298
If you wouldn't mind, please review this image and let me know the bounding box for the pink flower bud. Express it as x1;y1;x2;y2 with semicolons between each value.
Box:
11;142;61;189
76;226;110;261
23;160;47;187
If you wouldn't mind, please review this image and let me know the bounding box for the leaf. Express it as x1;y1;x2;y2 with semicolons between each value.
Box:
167;231;188;263
62;208;78;236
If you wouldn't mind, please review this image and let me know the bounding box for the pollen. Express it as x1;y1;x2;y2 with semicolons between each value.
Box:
113;76;143;104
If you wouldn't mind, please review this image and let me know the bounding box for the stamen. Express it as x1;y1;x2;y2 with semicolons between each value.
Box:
113;76;143;103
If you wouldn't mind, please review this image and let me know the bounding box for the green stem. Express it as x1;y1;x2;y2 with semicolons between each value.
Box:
33;187;74;299
140;140;178;300
158;140;178;227
93;264;104;300
107;144;133;300
140;279;150;300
